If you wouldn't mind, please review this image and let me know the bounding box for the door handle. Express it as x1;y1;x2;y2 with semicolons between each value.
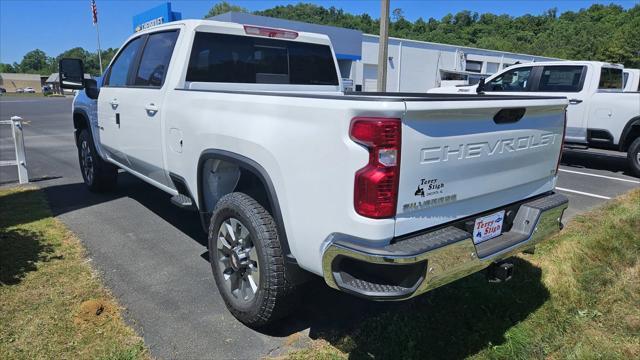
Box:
568;99;583;105
109;99;119;108
145;103;159;115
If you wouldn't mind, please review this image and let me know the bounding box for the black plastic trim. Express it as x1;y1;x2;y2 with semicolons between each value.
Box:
493;108;526;124
72;108;91;142
196;149;292;259
169;172;196;209
587;128;614;146
619;117;640;150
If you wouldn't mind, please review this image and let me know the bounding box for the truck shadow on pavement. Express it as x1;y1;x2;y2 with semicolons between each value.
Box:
561;149;635;177
39;175;550;359
43;173;208;245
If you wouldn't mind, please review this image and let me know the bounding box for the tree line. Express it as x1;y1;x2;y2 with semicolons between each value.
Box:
207;1;640;68
2;1;638;76
0;47;118;76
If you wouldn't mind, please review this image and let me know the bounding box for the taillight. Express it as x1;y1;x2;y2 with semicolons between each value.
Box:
243;25;298;39
350;117;401;219
555;109;567;175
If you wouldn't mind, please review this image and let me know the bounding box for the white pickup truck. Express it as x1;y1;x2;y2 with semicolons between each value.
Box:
60;19;568;326
430;61;640;175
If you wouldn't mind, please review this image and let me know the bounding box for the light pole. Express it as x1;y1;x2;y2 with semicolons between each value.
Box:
377;0;390;92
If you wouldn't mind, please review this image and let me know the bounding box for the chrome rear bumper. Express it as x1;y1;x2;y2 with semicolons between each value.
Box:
322;193;568;300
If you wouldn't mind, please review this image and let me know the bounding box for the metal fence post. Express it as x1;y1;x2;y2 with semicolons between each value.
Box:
11;116;29;184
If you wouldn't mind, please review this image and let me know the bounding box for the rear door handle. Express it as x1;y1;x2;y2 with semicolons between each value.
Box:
568;99;583;105
109;99;119;108
145;103;159;115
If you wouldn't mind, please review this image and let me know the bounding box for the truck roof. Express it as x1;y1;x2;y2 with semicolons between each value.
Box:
127;19;334;47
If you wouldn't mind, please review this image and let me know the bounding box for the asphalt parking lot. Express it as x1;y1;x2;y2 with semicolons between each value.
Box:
1;96;638;359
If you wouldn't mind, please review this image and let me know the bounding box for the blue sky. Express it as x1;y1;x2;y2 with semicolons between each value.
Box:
1;0;637;64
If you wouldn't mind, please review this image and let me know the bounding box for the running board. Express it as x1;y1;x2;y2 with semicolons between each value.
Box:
170;194;195;210
563;143;588;150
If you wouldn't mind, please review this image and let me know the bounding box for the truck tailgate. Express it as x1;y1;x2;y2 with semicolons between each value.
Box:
395;99;567;236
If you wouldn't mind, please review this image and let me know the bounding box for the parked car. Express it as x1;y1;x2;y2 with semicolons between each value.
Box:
15;88;24;93
23;87;36;93
429;61;640;176
623;68;640;92
61;19;569;326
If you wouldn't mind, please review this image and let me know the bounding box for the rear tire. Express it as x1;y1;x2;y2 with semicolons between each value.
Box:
627;137;640;177
208;192;295;327
77;129;117;192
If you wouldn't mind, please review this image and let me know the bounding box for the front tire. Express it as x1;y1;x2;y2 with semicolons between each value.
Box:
627;137;640;177
77;129;117;192
208;192;294;327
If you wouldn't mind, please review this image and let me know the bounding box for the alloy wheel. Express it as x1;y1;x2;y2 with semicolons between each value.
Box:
80;140;94;184
216;217;260;302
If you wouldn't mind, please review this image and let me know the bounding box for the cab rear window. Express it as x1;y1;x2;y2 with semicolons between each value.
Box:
599;67;623;90
186;32;339;85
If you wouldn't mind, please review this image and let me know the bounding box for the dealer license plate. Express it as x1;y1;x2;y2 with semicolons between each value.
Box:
473;210;505;244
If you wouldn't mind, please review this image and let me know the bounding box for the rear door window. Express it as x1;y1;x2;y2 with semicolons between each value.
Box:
598;67;623;90
623;72;629;88
186;32;339;85
104;37;144;87
538;66;585;92
134;30;179;87
486;67;532;92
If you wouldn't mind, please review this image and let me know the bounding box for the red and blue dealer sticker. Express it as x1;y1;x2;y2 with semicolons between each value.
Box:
473;210;505;244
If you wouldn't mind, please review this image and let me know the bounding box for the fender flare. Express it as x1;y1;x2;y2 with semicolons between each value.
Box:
196;149;293;260
619;116;640;151
73;108;107;159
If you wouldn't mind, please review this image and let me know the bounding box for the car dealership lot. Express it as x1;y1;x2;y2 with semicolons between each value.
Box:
1;97;638;359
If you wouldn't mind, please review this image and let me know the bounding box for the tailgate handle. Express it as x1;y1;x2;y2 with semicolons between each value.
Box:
493;108;526;124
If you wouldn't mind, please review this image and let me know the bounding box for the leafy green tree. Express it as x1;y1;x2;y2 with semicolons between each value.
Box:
204;1;248;18
0;63;17;73
17;49;51;74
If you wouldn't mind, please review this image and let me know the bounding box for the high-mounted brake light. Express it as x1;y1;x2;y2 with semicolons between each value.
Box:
350;117;401;219
555;109;567;175
243;25;298;39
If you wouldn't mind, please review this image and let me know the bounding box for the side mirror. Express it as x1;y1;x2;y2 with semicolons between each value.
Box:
476;78;486;94
59;58;85;90
85;79;99;100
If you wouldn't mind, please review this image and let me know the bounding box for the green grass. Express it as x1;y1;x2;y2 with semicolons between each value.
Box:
0;187;147;359
285;189;640;360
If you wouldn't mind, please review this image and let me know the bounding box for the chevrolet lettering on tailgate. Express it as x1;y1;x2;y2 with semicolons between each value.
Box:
421;132;557;164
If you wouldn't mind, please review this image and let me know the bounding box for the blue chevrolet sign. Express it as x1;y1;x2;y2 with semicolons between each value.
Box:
132;2;182;32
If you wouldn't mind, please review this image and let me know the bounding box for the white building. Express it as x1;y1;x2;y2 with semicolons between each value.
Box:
355;34;557;91
210;12;559;92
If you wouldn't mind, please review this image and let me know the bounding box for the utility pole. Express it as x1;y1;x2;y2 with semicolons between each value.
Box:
377;0;390;92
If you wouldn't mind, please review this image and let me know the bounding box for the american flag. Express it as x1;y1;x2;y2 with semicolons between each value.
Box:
91;0;98;25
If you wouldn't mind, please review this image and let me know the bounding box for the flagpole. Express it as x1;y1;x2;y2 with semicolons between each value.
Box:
95;20;103;75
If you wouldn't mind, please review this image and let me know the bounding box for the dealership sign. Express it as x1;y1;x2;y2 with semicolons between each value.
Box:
132;2;181;32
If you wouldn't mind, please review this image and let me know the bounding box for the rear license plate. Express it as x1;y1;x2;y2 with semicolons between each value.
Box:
473;210;505;244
